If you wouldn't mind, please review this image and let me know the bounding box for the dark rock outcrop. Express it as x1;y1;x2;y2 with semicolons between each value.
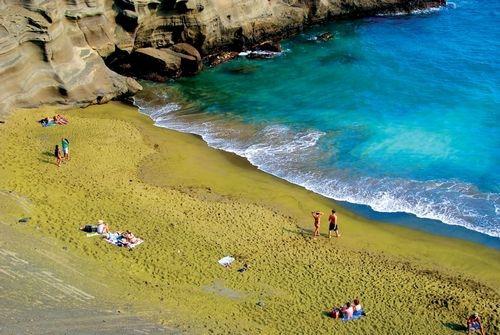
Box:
132;48;183;81
206;51;240;67
255;40;282;53
317;32;334;42
110;43;202;81
0;0;446;116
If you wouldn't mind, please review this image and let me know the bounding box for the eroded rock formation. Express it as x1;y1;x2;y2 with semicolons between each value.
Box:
0;0;444;116
0;0;141;116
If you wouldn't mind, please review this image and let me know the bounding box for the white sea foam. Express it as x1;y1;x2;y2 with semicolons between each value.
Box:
136;97;500;239
238;50;285;59
376;4;447;17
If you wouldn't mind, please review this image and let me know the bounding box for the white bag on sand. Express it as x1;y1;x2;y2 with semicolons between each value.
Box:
218;256;235;267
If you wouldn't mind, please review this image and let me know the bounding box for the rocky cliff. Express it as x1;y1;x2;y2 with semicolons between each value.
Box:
0;0;443;116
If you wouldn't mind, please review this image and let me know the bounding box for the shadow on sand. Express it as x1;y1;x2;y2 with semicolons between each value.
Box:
442;322;467;332
38;151;55;165
282;227;329;238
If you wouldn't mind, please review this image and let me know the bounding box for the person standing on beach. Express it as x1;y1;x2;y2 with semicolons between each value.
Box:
312;211;323;238
54;144;62;167
328;209;340;238
61;138;70;161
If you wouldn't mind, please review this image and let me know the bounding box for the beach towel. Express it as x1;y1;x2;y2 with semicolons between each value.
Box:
104;232;144;249
218;256;235;267
342;310;365;322
86;232;100;237
42;120;56;127
128;239;144;248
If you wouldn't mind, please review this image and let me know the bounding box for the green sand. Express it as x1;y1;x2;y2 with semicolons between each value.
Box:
0;102;499;334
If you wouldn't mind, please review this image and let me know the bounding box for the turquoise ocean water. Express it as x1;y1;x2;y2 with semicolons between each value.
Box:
136;0;499;246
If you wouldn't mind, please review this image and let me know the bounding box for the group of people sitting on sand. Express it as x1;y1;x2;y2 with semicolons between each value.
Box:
39;114;68;127
80;220;142;248
329;298;365;321
327;299;485;332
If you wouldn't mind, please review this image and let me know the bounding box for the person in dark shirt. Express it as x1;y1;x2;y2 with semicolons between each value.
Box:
54;145;62;167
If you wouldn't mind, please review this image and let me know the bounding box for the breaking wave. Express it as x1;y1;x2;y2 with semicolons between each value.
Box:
136;93;500;238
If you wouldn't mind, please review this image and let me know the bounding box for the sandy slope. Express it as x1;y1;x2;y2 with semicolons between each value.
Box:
0;102;498;334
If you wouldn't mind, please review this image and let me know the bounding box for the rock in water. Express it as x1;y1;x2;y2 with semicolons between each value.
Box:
317;32;334;42
225;64;260;75
246;51;282;60
207;51;240;67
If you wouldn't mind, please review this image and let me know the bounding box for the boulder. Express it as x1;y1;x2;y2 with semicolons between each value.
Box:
131;48;183;80
170;43;203;75
171;43;201;60
124;44;202;81
125;77;143;95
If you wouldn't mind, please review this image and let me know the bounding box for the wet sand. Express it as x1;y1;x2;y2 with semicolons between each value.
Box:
0;102;498;334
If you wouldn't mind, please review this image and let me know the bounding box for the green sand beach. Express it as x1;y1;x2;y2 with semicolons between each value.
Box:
0;103;499;334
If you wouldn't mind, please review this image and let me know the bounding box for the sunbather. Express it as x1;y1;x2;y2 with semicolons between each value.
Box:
39;117;54;127
55;114;68;125
344;302;354;320
97;220;109;234
329;307;341;319
353;298;366;317
80;220;109;234
467;312;485;335
123;230;138;244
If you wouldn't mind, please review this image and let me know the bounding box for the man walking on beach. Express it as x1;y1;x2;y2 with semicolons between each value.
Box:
312;211;323;238
61;138;70;161
328;209;340;238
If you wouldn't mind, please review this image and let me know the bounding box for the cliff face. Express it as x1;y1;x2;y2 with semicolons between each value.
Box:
0;0;443;116
0;0;141;116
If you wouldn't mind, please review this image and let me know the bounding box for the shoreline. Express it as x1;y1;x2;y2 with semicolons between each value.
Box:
134;83;500;248
203;3;449;67
141;107;500;249
1;102;499;334
340;201;500;249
